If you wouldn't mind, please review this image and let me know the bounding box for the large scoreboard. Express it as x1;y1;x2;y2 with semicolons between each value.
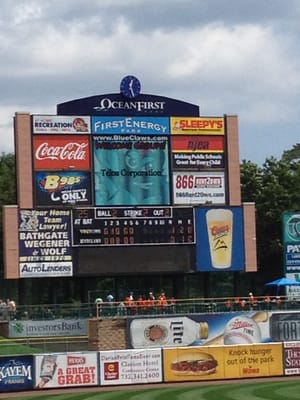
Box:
6;76;251;279
71;207;195;246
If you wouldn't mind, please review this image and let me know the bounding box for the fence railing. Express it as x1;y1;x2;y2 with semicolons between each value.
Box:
2;295;299;321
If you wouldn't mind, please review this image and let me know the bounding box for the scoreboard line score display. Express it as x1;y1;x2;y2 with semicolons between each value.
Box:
71;207;195;246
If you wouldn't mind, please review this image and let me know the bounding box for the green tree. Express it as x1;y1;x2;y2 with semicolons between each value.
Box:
241;153;300;291
0;153;17;299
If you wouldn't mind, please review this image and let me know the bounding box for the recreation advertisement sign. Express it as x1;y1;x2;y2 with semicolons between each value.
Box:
32;115;91;134
19;209;73;278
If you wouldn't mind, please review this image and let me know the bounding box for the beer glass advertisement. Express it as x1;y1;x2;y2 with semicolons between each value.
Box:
195;206;245;271
99;349;162;385
34;171;92;206
93;135;170;206
163;343;283;382
283;211;300;272
19;209;73;278
0;355;34;392
34;352;98;389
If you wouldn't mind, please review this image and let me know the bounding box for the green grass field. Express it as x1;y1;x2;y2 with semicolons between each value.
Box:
9;379;300;400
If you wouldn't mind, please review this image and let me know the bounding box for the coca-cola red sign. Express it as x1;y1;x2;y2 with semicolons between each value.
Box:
33;135;91;170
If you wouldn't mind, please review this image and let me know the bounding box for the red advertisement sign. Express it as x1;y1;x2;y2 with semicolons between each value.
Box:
33;135;90;170
171;135;224;152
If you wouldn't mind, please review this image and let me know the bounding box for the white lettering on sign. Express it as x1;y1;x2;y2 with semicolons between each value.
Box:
35;142;88;161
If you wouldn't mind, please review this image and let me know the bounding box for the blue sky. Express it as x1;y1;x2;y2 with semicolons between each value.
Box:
1;0;299;164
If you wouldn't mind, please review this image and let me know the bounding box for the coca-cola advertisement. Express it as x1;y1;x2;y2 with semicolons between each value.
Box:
33;135;91;170
34;171;92;206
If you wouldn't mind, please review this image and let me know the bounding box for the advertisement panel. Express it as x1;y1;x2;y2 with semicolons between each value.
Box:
99;349;162;385
32;115;91;134
170;117;225;135
171;135;224;152
173;171;225;205
33;135;91;170
195;206;245;271
34;171;92;206
127;311;271;349
0;355;34;393
34;352;98;389
163;343;283;382
283;212;300;272
269;312;300;342
172;152;225;170
19;209;73;278
223;343;283;379
286;273;300;300
92;116;170;135
72;207;195;246
9;319;87;338
283;341;300;375
93;134;170;206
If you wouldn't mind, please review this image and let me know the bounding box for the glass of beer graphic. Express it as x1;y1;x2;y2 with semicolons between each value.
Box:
206;209;233;269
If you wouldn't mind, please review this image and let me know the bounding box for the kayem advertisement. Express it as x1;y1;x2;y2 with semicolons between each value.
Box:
99;349;162;385
35;353;98;389
0;356;34;393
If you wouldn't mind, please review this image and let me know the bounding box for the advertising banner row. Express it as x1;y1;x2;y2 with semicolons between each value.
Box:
32;115;225;135
0;342;299;393
18;206;245;277
32;134;226;207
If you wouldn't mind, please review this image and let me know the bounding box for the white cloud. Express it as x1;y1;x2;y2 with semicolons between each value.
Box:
0;0;299;163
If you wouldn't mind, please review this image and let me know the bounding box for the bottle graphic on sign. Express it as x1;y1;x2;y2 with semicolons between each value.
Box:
206;208;233;269
36;355;57;388
130;316;208;348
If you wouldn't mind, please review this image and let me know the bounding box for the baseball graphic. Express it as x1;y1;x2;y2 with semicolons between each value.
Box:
224;316;261;344
205;311;269;346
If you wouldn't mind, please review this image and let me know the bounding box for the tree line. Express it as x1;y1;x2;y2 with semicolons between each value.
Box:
0;144;299;303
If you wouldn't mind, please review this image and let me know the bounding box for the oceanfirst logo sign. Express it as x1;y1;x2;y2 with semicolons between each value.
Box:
283;212;300;272
92;116;170;134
